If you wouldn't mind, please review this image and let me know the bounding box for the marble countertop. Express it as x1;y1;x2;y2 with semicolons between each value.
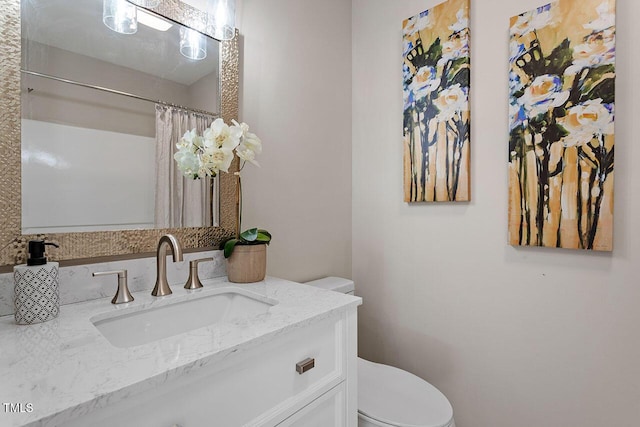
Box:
0;277;361;427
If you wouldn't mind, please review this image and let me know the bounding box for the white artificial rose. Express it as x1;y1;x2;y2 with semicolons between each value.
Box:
177;129;196;150
198;165;212;178
205;144;236;173
202;127;215;148
174;149;200;178
207;118;242;149
198;150;218;176
242;132;262;154
232;120;263;165
236;146;258;166
174;119;262;180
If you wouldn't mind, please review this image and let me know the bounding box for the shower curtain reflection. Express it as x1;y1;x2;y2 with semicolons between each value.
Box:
155;105;218;228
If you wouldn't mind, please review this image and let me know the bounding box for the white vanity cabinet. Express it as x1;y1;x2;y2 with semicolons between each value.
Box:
62;308;358;427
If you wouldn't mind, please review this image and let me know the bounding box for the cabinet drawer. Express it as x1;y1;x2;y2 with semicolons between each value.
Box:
277;383;346;427
246;315;345;426
62;314;346;427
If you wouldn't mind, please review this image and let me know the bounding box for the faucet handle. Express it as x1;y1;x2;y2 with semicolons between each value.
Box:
92;270;134;304
184;257;214;290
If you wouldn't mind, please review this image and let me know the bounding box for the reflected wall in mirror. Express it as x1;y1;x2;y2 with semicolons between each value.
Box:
21;0;220;233
0;0;239;266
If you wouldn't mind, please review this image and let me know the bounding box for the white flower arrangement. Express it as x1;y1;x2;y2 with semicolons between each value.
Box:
174;118;271;258
174;118;262;179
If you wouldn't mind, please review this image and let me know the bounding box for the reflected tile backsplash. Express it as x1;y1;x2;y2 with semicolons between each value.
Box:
0;250;226;317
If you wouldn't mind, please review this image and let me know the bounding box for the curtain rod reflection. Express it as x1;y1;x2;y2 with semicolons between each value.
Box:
21;69;219;118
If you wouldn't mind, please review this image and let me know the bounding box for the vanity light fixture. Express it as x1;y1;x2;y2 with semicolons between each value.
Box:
208;0;236;41
137;9;173;31
103;0;138;34
180;27;207;60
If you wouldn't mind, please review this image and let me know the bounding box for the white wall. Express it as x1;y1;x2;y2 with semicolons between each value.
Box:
353;1;640;427
188;71;220;114
22;42;191;137
237;0;352;282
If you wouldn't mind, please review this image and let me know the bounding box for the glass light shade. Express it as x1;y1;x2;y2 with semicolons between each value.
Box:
180;27;207;60
208;0;235;41
127;0;161;8
103;0;138;34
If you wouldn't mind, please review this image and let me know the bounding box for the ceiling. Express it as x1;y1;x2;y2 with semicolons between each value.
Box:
22;0;219;86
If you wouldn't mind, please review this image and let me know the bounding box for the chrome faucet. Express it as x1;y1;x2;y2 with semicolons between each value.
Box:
151;234;184;297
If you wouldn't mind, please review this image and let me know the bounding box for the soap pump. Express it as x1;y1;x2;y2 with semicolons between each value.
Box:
27;240;59;265
14;240;61;325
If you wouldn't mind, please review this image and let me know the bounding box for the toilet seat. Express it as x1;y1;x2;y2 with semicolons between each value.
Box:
358;358;454;427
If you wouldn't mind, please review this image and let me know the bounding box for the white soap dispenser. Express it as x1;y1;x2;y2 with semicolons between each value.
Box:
13;240;60;325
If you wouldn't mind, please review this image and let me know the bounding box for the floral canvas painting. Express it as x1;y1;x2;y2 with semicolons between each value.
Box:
509;0;615;251
403;0;470;202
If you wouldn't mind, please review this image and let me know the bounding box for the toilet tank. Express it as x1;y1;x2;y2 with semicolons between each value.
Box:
304;277;355;295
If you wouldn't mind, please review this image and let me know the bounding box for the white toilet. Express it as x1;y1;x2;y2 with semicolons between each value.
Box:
305;277;455;427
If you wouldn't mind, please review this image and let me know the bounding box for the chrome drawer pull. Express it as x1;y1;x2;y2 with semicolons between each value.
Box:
296;357;315;374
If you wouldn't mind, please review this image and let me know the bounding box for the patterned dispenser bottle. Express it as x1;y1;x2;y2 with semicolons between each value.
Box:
13;240;60;325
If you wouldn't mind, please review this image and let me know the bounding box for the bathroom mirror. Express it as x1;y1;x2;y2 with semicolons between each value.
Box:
22;0;220;233
0;0;239;266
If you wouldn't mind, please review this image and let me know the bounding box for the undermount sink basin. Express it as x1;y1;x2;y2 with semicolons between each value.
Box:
91;289;276;348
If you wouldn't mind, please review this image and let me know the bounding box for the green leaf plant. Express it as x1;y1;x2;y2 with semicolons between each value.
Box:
222;228;272;258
